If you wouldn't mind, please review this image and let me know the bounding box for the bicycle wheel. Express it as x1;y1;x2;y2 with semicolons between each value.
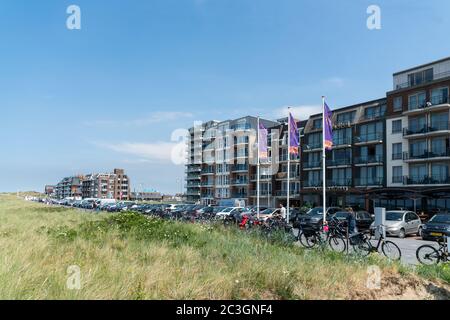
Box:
381;241;401;261
352;240;371;257
328;235;347;253
298;231;317;248
416;245;440;265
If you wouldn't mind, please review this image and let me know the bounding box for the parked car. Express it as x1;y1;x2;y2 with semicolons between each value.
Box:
421;214;450;241
297;207;343;230
370;210;422;238
330;211;374;232
257;208;281;221
216;207;247;219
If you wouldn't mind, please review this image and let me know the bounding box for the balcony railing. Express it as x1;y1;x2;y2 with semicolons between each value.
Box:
231;164;249;172
327;179;352;187
276;172;300;179
303;161;321;169
403;149;450;161
355;178;384;187
274;190;300;197
403;121;450;136
201;181;215;187
354;133;383;144
231;124;251;131
327;158;352;167
279;154;300;162
303;143;322;151
354;155;384;165
395;71;450;90
332;137;352;146
362;112;386;121
404;175;450;185
231;193;248;198
250;174;272;181
250;190;272;196
230;179;248;185
201;168;215;174
303;181;323;188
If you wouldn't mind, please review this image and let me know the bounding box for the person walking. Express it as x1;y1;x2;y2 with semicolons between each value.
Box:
279;204;287;220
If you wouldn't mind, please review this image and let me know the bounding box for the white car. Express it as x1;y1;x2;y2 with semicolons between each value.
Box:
215;207;246;218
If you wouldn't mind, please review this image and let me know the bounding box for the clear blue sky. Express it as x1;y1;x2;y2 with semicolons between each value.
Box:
1;0;450;193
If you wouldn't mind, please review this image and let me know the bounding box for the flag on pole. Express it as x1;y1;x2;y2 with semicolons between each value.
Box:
288;113;299;155
258;122;268;161
324;102;333;150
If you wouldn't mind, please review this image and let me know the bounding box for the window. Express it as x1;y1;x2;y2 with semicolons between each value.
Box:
313;118;322;130
393;97;403;112
408;92;426;110
409;140;427;158
430;112;449;131
431;87;449;105
431;137;448;156
336;111;356;124
408;68;433;87
392;166;403;183
307;132;322;148
358;122;383;142
333;127;352;146
392;120;402;133
392;143;402;160
408;116;426;133
364;104;386;120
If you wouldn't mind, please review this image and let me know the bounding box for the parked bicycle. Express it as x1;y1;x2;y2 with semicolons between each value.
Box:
416;236;449;265
349;225;402;261
297;217;347;253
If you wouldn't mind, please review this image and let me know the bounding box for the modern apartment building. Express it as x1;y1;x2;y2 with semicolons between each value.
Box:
185;57;450;213
55;169;130;200
384;57;450;213
55;176;84;199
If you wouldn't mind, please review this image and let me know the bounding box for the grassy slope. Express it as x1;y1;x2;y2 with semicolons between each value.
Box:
0;194;448;300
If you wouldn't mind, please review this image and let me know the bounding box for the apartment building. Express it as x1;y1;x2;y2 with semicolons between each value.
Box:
186;57;450;213
55;176;84;199
55;169;130;200
185;116;279;205
301;98;387;212
384;57;450;213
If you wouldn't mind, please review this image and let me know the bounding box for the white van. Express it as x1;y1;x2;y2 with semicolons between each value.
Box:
95;199;116;206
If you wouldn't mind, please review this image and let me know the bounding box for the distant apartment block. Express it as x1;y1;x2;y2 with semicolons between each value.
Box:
54;168;130;200
185;57;450;214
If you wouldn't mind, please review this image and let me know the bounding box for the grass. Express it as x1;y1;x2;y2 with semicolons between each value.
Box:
0;194;447;300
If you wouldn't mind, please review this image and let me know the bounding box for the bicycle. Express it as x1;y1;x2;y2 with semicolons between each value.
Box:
297;218;347;253
416;236;449;265
349;225;402;261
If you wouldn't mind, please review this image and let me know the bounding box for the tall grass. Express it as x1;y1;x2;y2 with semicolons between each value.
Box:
0;195;438;299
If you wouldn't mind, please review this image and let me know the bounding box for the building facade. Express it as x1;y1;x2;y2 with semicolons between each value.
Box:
185;57;450;214
55;169;130;200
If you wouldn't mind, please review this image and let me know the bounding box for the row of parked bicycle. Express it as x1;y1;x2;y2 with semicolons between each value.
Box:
36;197;449;265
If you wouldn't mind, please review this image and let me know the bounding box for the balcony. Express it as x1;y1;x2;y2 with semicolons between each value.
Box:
404;175;450;186
395;71;450;90
303;181;323;188
231;164;249;172
230;179;248;186
303;143;322;152
303;161;321;170
275;172;300;180
186;182;201;188
354;155;384;166
354;133;383;145
186;174;201;181
231;193;248;198
201;181;215;187
231;124;252;131
327;158;352;168
279;154;300;162
201;168;215;175
355;178;384;187
186;166;201;173
327;179;352;187
332;137;352;148
250;190;272;197
404;95;450;116
274;190;300;197
403;149;450;162
186;191;201;196
250;174;272;181
403;121;450;138
362;112;386;121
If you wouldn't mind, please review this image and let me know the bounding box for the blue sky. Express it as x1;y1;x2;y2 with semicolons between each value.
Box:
1;0;450;193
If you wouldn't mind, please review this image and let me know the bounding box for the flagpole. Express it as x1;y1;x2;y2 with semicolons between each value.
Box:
287;108;291;223
257;117;260;220
322;96;327;228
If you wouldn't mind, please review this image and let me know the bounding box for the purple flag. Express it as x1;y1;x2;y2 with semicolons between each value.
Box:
289;113;299;155
258;122;268;160
324;102;333;150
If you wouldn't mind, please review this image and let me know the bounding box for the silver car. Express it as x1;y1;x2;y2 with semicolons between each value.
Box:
371;210;422;238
